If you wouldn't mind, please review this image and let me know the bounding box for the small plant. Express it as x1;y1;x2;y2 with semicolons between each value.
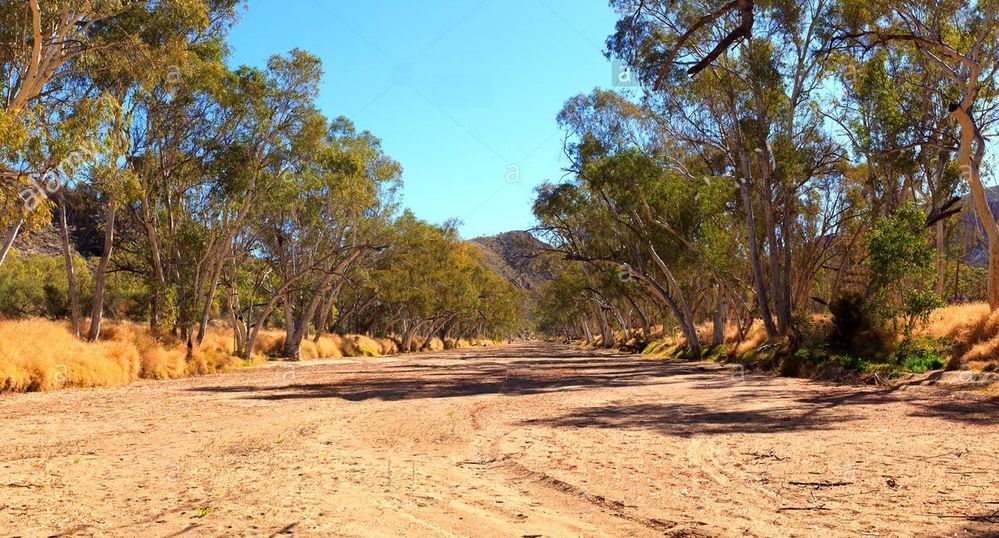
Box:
194;506;212;518
893;337;950;373
899;350;946;374
836;354;870;372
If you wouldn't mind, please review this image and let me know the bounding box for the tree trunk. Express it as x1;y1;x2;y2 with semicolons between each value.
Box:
421;319;446;349
57;192;81;338
140;190;167;334
195;258;223;348
225;279;245;355
951;104;999;308
712;284;727;347
0;215;25;268
736;176;778;339
87;201;116;341
644;241;701;356
239;292;283;359
581;319;593;345
401;319;426;352
935;220;947;297
624;293;651;338
595;306;612;347
610;306;628;338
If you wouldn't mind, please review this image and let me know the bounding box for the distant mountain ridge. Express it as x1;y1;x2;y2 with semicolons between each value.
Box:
470;231;554;291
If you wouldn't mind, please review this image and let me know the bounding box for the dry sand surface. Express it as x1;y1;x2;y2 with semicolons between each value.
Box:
1;343;998;537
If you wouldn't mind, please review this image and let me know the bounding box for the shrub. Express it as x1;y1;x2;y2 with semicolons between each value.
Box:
315;334;344;358
0;251;92;319
900;351;946;374
828;293;889;356
424;337;445;351
866;203;944;344
376;337;399;355
836;354;870;372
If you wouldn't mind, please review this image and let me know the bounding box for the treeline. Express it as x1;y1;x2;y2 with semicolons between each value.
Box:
533;0;998;363
0;1;525;360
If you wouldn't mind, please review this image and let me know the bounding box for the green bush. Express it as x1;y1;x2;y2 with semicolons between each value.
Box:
899;349;946;374
0;250;92;319
836;354;870;372
865;203;944;345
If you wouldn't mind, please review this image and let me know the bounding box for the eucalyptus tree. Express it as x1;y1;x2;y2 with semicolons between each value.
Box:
126;47;322;355
364;212;474;351
536;263;594;342
823;42;964;298
536;88;757;355
254;117;401;360
0;0;238;269
465;260;526;340
606;0;848;340
832;0;999;307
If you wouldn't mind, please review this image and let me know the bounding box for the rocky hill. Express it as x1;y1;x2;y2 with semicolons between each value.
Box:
470;231;554;291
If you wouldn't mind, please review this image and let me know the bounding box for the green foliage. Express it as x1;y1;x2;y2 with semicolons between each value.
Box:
899;349;946;374
358;212;528;342
0;251;92;319
837;354;871;372
866;203;944;342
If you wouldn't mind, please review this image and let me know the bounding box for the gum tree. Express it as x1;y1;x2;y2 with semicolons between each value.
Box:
834;0;999;307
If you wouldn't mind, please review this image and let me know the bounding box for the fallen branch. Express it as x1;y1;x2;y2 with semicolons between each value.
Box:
788;480;853;487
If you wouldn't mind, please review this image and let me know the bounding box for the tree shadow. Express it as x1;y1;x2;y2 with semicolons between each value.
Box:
939;509;999;538
519;401;855;437
188;348;722;402
791;386;999;426
696;376;999;427
907;396;999;426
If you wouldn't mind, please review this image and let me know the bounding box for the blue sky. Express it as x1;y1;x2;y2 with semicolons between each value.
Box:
227;0;619;238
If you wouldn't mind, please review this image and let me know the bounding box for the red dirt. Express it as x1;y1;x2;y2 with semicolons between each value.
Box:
1;343;997;537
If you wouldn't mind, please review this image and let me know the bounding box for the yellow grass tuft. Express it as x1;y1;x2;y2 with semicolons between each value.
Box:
342;334;382;357
920;302;999;365
316;334;344;358
252;330;285;356
424;337;445;351
0;317;495;393
729;320;769;356
0;319;141;391
376;337;399;355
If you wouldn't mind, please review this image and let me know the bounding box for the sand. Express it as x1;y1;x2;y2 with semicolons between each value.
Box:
1;343;997;537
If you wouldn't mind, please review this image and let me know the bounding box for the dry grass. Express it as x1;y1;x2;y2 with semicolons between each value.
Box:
376;337;400;355
443;338;472;350
640;303;999;372
0;317;502;393
0;320;347;393
342;334;382;357
316;334;344;359
251;331;347;359
0;319;140;392
642;318;769;359
100;321;249;378
424;337;445;352
728;321;770;356
919;302;999;366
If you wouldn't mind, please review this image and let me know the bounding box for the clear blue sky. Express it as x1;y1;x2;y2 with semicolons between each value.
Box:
227;0;619;238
